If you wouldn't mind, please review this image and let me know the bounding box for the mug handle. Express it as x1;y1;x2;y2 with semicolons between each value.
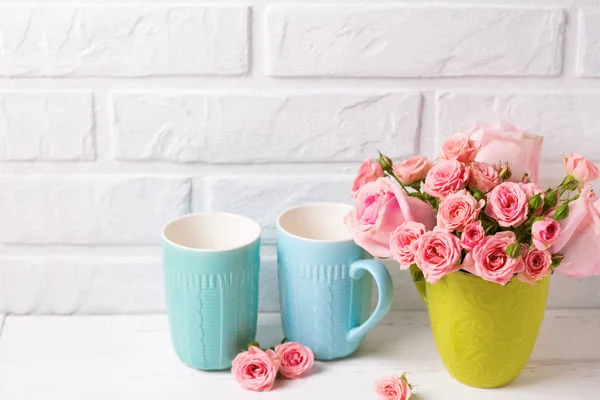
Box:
346;259;394;343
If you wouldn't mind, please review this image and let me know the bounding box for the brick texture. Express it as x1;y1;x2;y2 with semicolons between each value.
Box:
1;2;598;314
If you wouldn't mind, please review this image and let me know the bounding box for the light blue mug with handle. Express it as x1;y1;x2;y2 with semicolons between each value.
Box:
277;202;394;360
162;213;261;370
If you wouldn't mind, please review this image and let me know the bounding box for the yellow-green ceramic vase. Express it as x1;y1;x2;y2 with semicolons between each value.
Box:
411;267;549;388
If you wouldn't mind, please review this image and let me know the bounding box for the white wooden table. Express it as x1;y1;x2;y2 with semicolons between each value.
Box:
0;311;598;399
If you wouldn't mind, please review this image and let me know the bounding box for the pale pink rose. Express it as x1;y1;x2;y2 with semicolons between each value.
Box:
462;231;525;285
437;190;484;231
274;342;314;379
422;160;470;198
390;221;427;269
392;156;432;185
518;248;552;284
485;182;529;227
532;217;561;250
469;123;543;184
563;153;600;183
438;132;481;163
345;178;436;258
231;346;280;392
550;186;600;277
414;228;462;284
460;221;485;251
375;376;412;400
468;161;500;193
520;182;544;200
352;159;384;197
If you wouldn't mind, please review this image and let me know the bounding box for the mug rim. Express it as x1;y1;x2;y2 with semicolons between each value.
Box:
276;202;353;243
161;212;261;253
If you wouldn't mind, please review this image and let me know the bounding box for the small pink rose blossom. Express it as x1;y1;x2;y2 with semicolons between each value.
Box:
351;158;384;197
274;342;314;379
468;161;500;193
460;221;485;251
375;375;412;400
563;152;600;183
438;132;481;163
550;186;600;277
520;182;544;200
390;221;427;269
462;231;525;285
436;190;484;232
414;228;462;284
345;178;436;258
422;160;470;198
392;156;432;185
484;182;529;227
532;218;561;250
231;346;280;392
469;122;543;184
518;248;552;284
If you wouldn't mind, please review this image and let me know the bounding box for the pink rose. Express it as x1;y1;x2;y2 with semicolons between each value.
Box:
563;152;600;183
231;346;280;392
345;178;436;258
462;231;525;285
274;342;314;379
468;161;500;193
414;228;462;284
469;123;543;184
392;156;432;185
517;248;552;284
438;132;481;163
437;190;484;231
422;160;469;198
390;221;427;269
532;217;561;250
460;221;485;251
352;158;384;196
520;182;544;200
375;376;412;400
485;182;529;227
550;186;600;277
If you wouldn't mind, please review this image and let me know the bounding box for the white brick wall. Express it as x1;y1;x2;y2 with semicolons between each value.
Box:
1;0;600;314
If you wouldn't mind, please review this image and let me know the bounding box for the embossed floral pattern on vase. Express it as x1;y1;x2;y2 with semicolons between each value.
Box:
424;271;549;388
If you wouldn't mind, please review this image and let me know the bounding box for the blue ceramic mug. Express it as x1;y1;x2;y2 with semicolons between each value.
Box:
277;203;394;360
162;213;261;370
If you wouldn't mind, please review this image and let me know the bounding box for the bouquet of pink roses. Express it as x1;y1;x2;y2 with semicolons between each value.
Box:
346;123;600;286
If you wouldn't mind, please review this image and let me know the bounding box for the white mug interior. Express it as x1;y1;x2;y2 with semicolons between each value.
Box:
277;202;353;242
162;213;261;251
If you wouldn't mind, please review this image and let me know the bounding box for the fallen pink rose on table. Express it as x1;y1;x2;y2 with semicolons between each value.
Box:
232;346;280;392
375;373;413;400
274;342;314;379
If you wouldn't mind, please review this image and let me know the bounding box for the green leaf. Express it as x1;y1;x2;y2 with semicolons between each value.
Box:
543;189;559;211
473;189;485;202
528;193;543;211
247;341;261;349
409;181;422;191
554;203;570;221
561;175;579;191
506;243;523;258
411;266;425;282
551;254;564;270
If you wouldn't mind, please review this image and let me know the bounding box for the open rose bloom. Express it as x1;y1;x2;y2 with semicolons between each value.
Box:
346;124;600;287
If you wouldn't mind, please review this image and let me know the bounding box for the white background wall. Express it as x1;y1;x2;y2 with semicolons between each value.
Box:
1;0;600;314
